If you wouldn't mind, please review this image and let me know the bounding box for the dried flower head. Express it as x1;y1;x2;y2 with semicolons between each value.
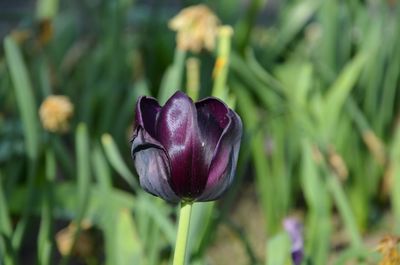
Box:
55;220;93;257
376;235;400;265
328;147;348;181
37;19;54;46
362;130;386;166
169;4;219;53
39;95;74;133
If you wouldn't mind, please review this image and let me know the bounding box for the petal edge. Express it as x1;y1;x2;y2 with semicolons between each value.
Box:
197;109;242;201
131;127;180;203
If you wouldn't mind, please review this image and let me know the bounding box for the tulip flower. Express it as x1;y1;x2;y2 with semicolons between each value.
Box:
131;91;242;203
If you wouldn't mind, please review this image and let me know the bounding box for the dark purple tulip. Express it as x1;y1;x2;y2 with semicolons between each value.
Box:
283;218;304;265
131;91;242;203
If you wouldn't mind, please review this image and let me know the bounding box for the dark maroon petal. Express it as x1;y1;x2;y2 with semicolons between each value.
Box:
132;91;243;202
131;127;180;203
135;96;161;139
196;109;242;201
195;97;230;172
156;91;208;198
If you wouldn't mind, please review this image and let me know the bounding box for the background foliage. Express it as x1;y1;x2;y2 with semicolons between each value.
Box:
1;0;400;264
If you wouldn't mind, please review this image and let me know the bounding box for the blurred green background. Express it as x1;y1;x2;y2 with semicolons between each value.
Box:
1;0;400;264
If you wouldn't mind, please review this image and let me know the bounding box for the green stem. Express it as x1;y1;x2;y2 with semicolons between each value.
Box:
173;201;193;265
12;159;37;252
327;174;362;248
186;57;200;101
212;26;233;100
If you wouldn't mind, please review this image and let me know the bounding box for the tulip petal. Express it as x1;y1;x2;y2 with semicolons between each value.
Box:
131;128;180;203
156;91;208;198
135;96;161;138
197;109;242;201
195;98;230;169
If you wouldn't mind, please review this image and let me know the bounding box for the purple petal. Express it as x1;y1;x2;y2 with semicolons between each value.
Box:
195;97;230;168
283;218;304;265
131;127;180;203
135;96;161;139
292;250;304;265
156;92;208;198
196;108;242;201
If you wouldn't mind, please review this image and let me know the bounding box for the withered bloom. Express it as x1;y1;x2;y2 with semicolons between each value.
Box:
168;4;219;53
39;95;74;133
131;92;242;203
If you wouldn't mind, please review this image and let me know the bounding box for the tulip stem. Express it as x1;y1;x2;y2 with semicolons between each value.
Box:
173;201;193;265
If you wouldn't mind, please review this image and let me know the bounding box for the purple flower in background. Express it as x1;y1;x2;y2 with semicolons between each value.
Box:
131;91;242;203
283;217;304;265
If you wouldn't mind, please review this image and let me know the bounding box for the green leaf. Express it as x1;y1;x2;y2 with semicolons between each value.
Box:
321;52;368;136
0;172;12;237
76;123;91;218
187;202;214;257
327;172;362;248
333;246;377;265
158;49;185;104
231;52;283;112
234;84;279;233
92;143;112;190
60;124;92;263
101;133;138;189
266;232;292;265
114;209;143;265
300;140;331;265
137;197;176;245
37;149;56;265
390;125;400;233
4;36;40;160
0;171;14;265
271;0;320;58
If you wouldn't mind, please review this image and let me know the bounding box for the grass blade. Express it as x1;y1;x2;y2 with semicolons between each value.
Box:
327;172;362;248
265;232;291;265
38;148;56;265
158;49;185;104
321;52;367;136
0;171;14;265
114;209;143;265
137;197;176;245
92;143;112;190
390;125;400;233
60;123;91;264
4;36;40;160
101;133;138;189
270;0;320;59
0;172;12;238
301;140;332;264
76;123;91;218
